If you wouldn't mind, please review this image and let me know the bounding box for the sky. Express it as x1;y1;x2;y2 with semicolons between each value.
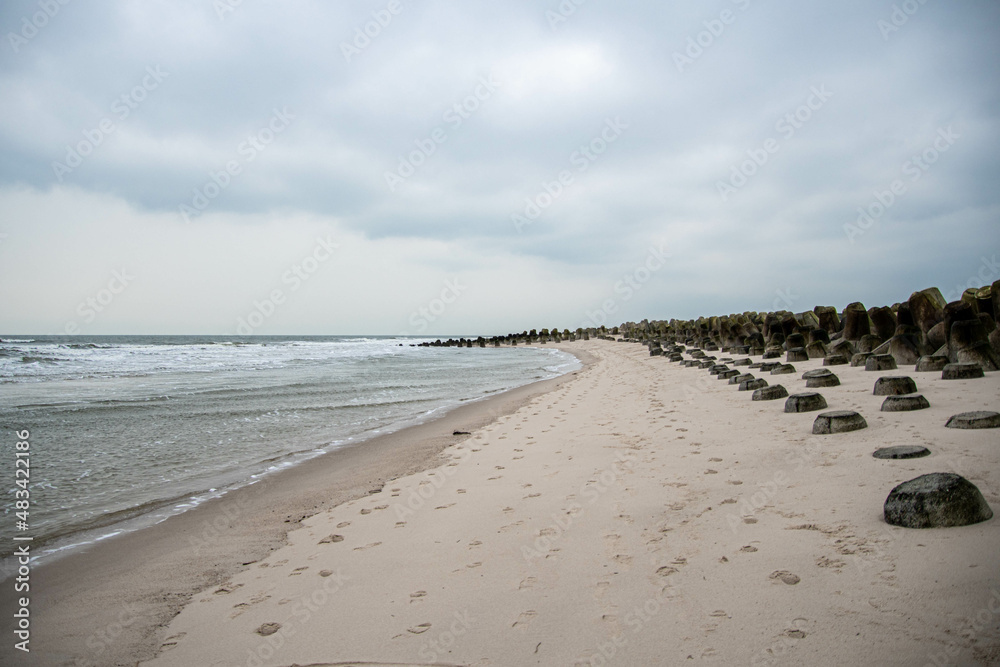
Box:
0;0;997;336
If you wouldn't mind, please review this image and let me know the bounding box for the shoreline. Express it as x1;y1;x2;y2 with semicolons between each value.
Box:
0;345;593;666
0;339;579;568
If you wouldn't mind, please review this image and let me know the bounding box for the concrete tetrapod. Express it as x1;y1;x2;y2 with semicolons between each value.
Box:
881;395;930;412
784;392;828;413
752;385;788;401
873;376;918;396
866;354;898;372
942;363;985;380
914;355;948;372
873;445;931;460
945;412;1000;429
807;374;841;388
884;473;993;528
812;410;868;434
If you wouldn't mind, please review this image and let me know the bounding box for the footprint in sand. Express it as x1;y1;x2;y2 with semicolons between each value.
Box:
524;493;542;499
319;534;344;544
337;521;351;528
770;570;801;585
214;583;243;594
395;521;406;528
656;566;678;577
434;503;456;510
519;576;537;590
408;623;432;635
740;545;759;553
289;567;308;576
319;570;334;577
360;508;372;515
158;632;185;652
469;540;482;547
353;542;382;551
727;480;744;486
720;498;737;505
512;610;537;627
255;622;281;636
410;590;427;601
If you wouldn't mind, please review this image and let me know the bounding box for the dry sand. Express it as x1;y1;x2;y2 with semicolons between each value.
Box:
128;339;999;666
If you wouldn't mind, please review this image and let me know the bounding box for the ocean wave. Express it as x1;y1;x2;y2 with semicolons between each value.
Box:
19;355;65;364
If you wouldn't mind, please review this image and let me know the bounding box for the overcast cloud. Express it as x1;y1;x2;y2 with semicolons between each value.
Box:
0;0;997;335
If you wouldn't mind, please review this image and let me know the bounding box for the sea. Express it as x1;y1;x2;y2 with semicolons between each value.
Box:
0;335;580;567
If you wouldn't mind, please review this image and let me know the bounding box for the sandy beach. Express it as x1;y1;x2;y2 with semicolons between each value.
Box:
98;338;1000;666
